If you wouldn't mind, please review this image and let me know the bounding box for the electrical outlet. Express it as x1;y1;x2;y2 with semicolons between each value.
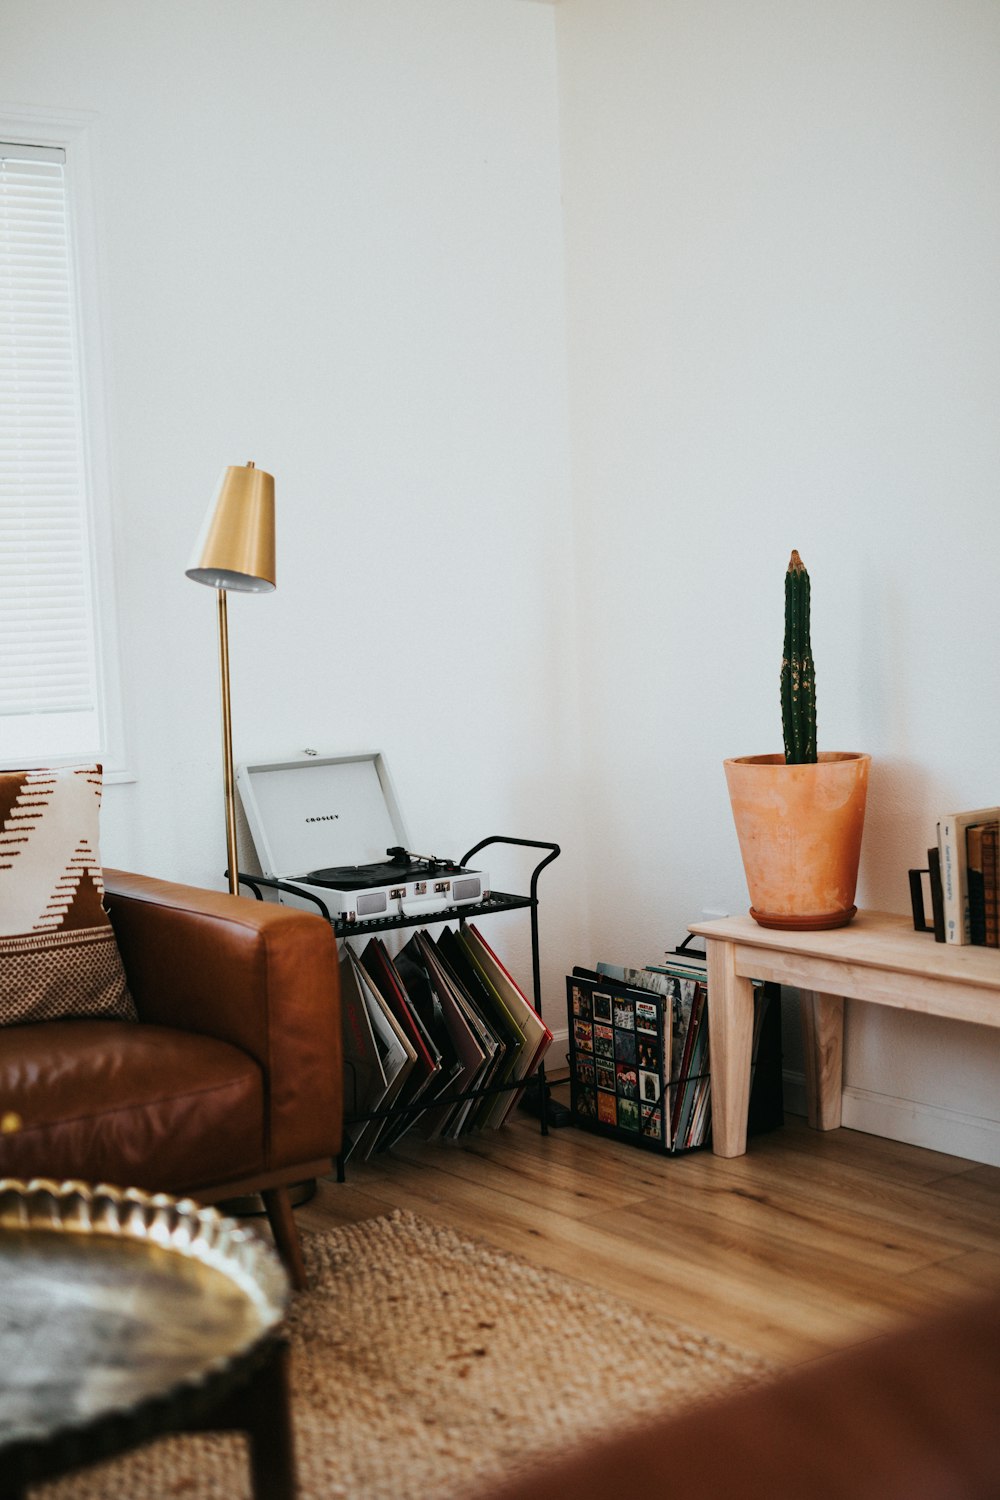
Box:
700;907;729;921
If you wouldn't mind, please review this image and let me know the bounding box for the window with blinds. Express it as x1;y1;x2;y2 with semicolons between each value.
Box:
0;140;103;764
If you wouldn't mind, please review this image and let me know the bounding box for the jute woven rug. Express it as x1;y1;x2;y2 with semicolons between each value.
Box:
35;1209;771;1500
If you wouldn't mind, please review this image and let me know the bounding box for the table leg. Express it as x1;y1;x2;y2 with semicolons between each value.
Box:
799;990;844;1130
186;1337;296;1500
243;1340;296;1500
707;938;755;1157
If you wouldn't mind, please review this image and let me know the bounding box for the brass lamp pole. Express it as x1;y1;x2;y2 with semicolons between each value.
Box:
186;462;275;895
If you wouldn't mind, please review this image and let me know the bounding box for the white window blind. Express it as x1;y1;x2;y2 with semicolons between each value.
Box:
0;140;101;762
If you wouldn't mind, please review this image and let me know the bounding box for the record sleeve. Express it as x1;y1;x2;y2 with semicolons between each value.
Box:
567;969;670;1153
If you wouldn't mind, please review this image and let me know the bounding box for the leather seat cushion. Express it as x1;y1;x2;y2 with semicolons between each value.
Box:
0;1019;264;1194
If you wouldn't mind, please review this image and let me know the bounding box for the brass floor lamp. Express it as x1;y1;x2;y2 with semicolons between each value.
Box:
186;462;275;895
187;468;313;1213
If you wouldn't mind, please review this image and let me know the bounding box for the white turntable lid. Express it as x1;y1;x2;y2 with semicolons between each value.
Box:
236;753;410;877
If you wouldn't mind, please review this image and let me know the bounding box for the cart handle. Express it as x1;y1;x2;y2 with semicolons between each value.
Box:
458;837;560;1017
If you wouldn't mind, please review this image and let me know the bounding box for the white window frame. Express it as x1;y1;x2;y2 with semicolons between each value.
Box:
0;105;129;780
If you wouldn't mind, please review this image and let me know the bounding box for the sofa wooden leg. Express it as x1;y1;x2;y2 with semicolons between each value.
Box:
261;1186;308;1291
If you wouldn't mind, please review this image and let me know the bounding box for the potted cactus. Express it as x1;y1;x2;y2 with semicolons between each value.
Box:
724;551;870;930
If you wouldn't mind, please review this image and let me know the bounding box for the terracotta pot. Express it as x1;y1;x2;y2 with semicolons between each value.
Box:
724;752;871;931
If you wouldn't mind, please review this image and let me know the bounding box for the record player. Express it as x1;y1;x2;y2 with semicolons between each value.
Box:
235;752;489;924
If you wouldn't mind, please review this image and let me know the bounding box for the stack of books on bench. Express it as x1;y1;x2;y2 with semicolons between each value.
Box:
914;806;1000;945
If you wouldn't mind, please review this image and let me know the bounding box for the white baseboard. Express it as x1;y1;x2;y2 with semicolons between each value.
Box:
841;1086;1000;1168
779;1068;1000;1170
782;1068;808;1119
548;1025;570;1072
781;1069;1000;1167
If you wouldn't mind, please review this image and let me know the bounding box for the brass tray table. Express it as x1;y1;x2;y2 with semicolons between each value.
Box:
0;1179;293;1500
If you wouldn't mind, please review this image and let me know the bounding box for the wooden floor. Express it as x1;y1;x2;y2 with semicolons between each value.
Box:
296;1095;1000;1369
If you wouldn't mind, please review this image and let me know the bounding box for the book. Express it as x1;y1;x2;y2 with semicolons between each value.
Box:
648;945;709;982
461;924;553;1125
436;927;520;1131
927;846;946;943
574;949;783;1153
412;930;497;1138
622;966;675;998
599;965;681;1147
612;945;708;989
669;980;704;1144
407;924;491;1134
360;937;441;1144
338;949;389;1159
938;807;1000;944
686;1068;712;1149
438;950;507;1136
968;826;987;947
983;824;999;949
343;947;416;1160
651;950;709;1135
673;987;708;1147
394;937;466;1140
454;928;535;1129
567;968;670;1152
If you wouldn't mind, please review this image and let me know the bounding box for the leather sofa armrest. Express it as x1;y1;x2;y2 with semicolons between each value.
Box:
103;869;342;1169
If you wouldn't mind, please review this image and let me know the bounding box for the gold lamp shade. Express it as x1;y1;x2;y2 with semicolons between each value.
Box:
186;463;276;592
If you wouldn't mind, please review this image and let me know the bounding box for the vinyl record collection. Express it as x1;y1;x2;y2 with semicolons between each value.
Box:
340;923;553;1159
568;944;775;1154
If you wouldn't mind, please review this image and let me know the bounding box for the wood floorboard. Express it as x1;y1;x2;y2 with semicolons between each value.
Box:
750;1115;984;1187
295;1109;1000;1369
648;1147;1000;1259
902;1248;1000;1298
923;1163;1000;1211
582;1197;966;1336
592;1178;956;1280
391;1133;664;1219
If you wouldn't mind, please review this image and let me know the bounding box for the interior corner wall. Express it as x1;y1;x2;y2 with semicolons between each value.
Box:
7;1;1000;1165
1;0;588;1030
555;0;1000;1163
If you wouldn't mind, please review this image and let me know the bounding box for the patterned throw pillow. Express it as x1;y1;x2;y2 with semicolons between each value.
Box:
0;764;136;1026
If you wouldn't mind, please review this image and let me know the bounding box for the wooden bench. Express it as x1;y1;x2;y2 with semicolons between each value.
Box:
687;910;1000;1157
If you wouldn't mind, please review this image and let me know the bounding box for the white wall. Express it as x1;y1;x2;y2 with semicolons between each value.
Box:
556;0;1000;1161
1;0;587;1023
6;0;1000;1162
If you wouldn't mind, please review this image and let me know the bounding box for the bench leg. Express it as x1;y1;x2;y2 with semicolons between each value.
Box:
800;990;844;1130
706;938;755;1157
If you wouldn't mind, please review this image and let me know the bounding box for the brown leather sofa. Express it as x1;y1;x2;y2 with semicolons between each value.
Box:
483;1287;1000;1500
0;869;342;1288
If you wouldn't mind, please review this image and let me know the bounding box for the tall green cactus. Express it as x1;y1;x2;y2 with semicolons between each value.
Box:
781;549;817;764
